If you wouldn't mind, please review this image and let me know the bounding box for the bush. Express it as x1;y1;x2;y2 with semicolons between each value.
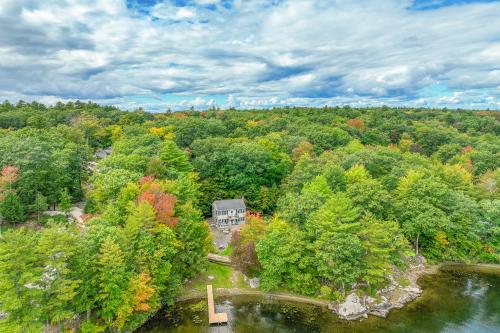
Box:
319;285;332;299
40;214;69;226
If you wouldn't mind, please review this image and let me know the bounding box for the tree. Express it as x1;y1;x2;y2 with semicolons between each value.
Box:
159;140;193;178
0;228;44;332
113;272;156;330
38;224;80;331
313;232;364;294
359;214;409;288
278;175;333;226
345;165;392;219
256;219;317;294
395;170;450;257
0;192;25;223
231;213;267;275
97;237;128;325
292;142;314;162
0;165;19;192
305;193;360;237
59;188;72;215
32;192;48;222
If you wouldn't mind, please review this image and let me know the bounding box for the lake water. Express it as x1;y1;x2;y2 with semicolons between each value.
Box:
138;265;500;333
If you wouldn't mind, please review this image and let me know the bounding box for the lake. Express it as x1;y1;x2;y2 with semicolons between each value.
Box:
137;265;500;333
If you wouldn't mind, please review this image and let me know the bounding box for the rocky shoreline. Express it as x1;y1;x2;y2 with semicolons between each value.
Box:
331;259;439;320
177;258;442;322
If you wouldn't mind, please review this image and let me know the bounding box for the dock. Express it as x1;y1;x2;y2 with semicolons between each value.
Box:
207;285;228;324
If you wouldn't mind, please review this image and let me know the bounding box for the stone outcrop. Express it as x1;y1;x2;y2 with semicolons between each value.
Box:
329;256;430;320
334;293;368;320
249;278;260;289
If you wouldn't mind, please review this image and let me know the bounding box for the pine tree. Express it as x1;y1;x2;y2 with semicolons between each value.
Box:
159;140;192;178
0;228;44;332
97;237;128;325
38;224;80;331
0;192;25;223
359;214;405;288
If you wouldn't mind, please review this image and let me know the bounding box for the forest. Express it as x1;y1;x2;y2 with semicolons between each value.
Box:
0;100;498;332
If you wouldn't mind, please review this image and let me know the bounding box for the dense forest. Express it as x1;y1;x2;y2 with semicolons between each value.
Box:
0;100;498;332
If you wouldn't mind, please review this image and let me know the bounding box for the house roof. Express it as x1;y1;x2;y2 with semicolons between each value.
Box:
213;198;246;210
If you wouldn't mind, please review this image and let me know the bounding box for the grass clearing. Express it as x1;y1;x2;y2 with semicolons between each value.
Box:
184;262;248;292
220;245;233;256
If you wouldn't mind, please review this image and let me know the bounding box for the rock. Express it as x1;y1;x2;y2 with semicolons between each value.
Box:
363;296;376;306
404;287;422;295
368;299;392;318
249;278;260;289
335;293;368;320
207;275;215;280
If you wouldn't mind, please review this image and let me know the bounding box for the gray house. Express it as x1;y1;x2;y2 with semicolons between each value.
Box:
212;198;246;228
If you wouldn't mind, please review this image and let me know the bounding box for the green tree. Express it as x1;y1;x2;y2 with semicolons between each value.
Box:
38;224;80;331
0;192;25;223
97;237;128;325
59;188;72;215
359;214;409;288
256;219;317;295
32;192;48;222
395;170;450;257
0;228;44;332
159;140;193;178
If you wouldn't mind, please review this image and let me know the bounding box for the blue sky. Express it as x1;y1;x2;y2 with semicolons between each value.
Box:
0;0;499;111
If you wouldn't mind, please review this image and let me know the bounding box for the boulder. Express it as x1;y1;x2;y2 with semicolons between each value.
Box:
335;293;368;320
249;278;260;289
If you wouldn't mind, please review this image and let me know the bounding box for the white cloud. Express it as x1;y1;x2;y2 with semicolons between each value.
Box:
194;0;220;5
0;0;499;110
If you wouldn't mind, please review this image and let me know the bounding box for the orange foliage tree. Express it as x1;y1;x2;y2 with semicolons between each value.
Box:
346;118;366;131
138;180;179;228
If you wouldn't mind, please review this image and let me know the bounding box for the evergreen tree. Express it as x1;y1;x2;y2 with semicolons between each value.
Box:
0;228;44;332
0;192;25;223
38;224;80;331
159;140;193;178
359;214;408;288
97;237;128;325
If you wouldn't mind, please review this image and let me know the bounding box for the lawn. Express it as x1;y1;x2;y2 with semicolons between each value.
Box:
220;245;233;256
184;262;247;292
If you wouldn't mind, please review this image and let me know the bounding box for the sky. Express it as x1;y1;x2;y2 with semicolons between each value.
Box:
0;0;499;112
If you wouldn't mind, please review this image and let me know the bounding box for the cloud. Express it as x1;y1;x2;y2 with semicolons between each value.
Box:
0;0;498;110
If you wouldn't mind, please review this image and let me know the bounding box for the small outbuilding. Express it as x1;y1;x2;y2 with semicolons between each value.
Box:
212;198;246;228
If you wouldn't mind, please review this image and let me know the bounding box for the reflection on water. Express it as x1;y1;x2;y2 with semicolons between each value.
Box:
138;265;500;333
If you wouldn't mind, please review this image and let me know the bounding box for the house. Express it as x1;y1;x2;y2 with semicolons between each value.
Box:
212;198;246;228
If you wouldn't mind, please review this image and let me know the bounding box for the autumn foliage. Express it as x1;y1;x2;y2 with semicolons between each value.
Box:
0;165;19;200
138;180;179;227
346;118;366;131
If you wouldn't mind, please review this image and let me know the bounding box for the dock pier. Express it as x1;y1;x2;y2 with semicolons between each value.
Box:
207;285;228;325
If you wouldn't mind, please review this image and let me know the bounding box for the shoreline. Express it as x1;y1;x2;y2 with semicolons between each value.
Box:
134;262;500;331
176;287;330;307
173;262;500;321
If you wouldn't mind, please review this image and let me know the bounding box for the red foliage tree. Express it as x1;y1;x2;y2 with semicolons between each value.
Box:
138;185;178;228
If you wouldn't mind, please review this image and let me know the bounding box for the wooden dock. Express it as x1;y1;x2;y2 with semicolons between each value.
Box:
207;285;228;324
